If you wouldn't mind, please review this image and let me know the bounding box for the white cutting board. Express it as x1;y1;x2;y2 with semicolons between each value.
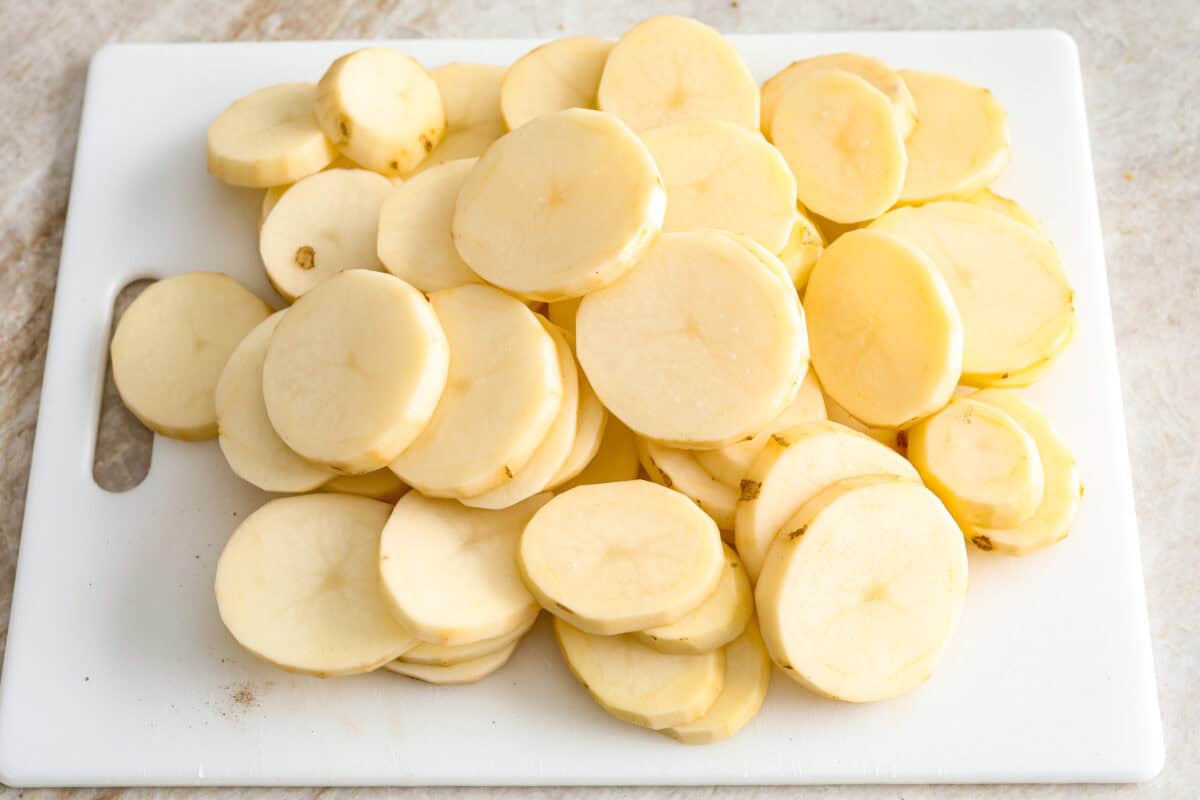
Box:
0;32;1163;786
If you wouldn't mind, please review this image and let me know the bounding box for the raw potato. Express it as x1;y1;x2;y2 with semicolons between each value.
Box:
322;469;408;502
259;154;363;225
547;298;581;335
637;544;753;655
804;229;962;427
554;617;724;729
899;69;1010;203
598;16;759;132
377;158;483;292
907;397;1044;528
401;614;538;666
871;202;1076;384
770;69;907;224
639;438;738;533
501;36;614;130
419;63;507;171
389;285;562;497
734;420;919;580
547;372;607;489
380;492;548;645
259;168;393;301
452;108;665;301
207;83;337;188
756;477;968;702
215;311;335;492
809;210;864;244
111;272;271;440
315;47;445;176
558;417;639;491
776;212;824;292
576;231;808;448
642;120;798;252
663;621;770;744
386;640;519;684
413;123;505;174
520;480;724;635
262;270;449;474
966;189;1040;229
961;389;1082;555
215;494;416;677
823;393;904;452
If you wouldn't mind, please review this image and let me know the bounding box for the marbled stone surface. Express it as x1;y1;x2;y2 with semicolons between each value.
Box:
0;1;1195;797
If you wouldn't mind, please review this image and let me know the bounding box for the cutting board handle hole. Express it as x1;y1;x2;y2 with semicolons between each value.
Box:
93;279;155;492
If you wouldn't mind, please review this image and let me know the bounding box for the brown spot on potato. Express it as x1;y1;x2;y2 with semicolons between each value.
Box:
295;246;316;270
420;133;434;153
338;117;350;139
389;160;400;171
971;535;994;551
770;434;789;447
555;601;575;614
785;525;806;541
659;470;674;489
503;465;513;479
895;429;908;451
739;479;761;502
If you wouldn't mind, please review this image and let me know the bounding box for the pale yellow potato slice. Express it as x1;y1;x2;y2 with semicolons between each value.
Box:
871;202;1076;384
823;393;904;452
520;480;724;635
207;82;337;188
558;417;640;491
962;390;1082;555
908;397;1044;528
663;621;771;744
315;47;445;176
452;108;665;301
259;154;364;226
965;188;1040;229
642;120;797;252
637;544;752;654
547;297;581;336
598;16;758;132
501;36;614;130
547;371;607;489
322;468;408;502
899;69;1010;203
431;62;505;129
734;420;919;580
805;229;962;427
401;614;538;666
411;121;505;174
262;270;449;474
756;477;968;702
215;311;334;492
770;69;907;224
576;231;808;448
385;640;519;685
553;617;724;729
638;438;738;532
215;494;417;677
111;272;271;441
777;211;824;292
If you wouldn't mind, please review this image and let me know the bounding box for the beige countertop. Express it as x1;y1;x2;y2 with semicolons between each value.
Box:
0;0;1195;797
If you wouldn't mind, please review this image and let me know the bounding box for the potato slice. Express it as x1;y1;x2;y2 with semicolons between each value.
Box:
547;298;581;336
390;285;562;497
215;494;416;677
734;421;919;580
520;480;724;635
898;69;1009;203
207;83;337;188
808;210;864;244
638;438;738;533
577;231;808;448
259;168;393;301
965;189;1040;229
547;371;607;489
401;614;538;666
501;36;614;130
961;390;1082;555
321;469;408;503
431;62;505;130
598;16;758;132
823;393;904;452
262;270;449;474
315;48;445;176
259;154;363;226
805;229;962;427
642;120;797;252
215;311;334;491
663;621;770;744
452;108;665;301
770;69;907;224
637;544;752;654
558;417;639;491
908;397;1044;528
412;122;505;174
777;211;824;292
553;617;724;729
871;202;1076;384
385;640;519;684
111;272;271;440
757;477;968;702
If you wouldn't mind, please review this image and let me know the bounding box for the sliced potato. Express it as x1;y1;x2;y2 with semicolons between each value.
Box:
559;417;639;491
547;297;581;336
638;437;738;533
259;154;362;225
777;211;824;292
547;371;607;489
637;544;752;654
808;210;864;244
401;614;538;666
822;393;904;452
663;621;770;744
386;640;519;684
501;36;614;130
965;188;1040;229
431;62;505;130
412;122;505;174
321;468;408;502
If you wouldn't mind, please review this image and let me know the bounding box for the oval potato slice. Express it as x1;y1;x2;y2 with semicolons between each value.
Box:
637;544;753;655
823;393;904;452
322;468;408;503
385;640;519;685
420;63;507;172
401;614;538;667
965;189;1040;229
638;438;738;533
558;417;639;491
501;36;614;130
547;372;607;489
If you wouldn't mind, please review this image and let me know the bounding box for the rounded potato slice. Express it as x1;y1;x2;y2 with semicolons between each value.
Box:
554;617;724;730
452;108;665;301
757;477;968;702
111;272;271;441
577;231;808;448
962;389;1082;555
389;285;562;498
823;393;904;452
547;372;607;489
899;69;1009;203
262;270;449;474
431;62;505;130
501;36;614;130
412;122;505;174
908;397;1044;528
215;311;334;492
805;229;962;427
315;47;445;176
642;120;797;252
638;438;737;532
734;421;919;580
637;544;752;655
777;211;825;292
385;640;518;684
965;189;1040;229
207;83;337;188
598;16;758;132
663;621;770;744
520;480;724;635
558;417;639;491
770;69;907;224
322;468;408;502
215;494;416;677
401;614;538;666
259;154;363;226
